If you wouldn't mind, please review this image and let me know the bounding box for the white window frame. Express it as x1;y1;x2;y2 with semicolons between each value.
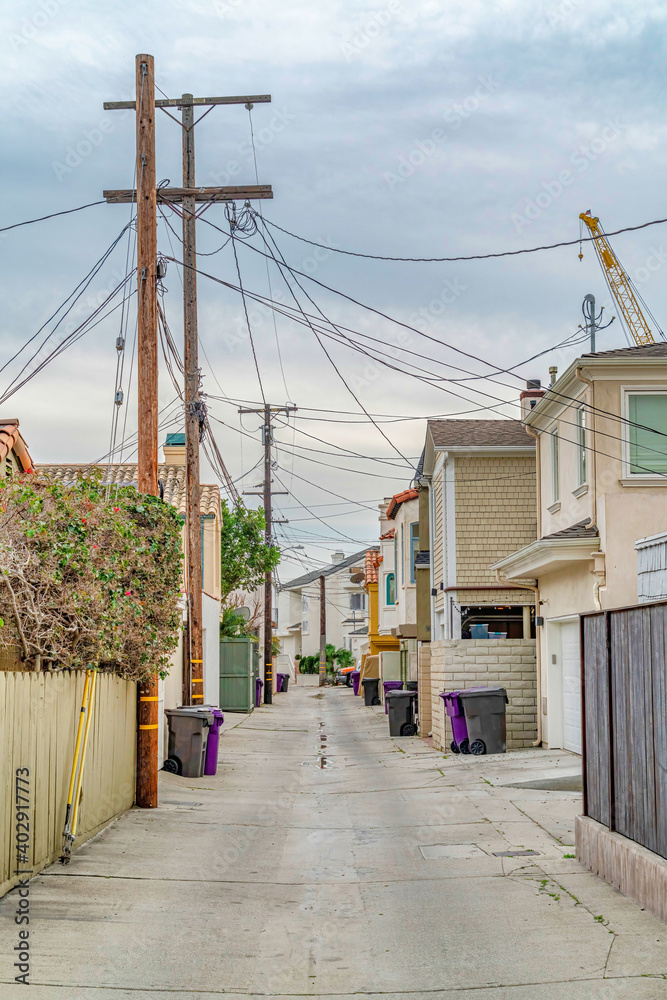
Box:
622;386;667;480
575;405;587;488
549;424;559;506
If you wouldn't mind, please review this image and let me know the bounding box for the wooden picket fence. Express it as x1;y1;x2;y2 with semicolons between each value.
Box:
0;670;136;897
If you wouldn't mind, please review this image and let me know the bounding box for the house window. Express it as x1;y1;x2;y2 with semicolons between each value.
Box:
628;393;667;476
400;524;405;586
550;428;559;502
409;522;419;584
386;573;396;605
350;593;363;611
301;595;309;635
576;407;586;486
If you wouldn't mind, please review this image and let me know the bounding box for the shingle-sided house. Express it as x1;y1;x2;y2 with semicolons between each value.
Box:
420;409;540;751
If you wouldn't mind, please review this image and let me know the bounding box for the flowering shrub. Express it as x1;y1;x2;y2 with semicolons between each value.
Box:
0;472;183;680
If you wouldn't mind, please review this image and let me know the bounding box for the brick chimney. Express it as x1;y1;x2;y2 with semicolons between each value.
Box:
520;379;545;419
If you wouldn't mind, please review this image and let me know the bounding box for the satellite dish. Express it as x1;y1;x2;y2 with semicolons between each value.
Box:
236;607;251;621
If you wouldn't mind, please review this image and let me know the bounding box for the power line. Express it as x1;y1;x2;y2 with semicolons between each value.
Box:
1;221;135;380
0;200;106;234
250;224;416;472
259;212;667;263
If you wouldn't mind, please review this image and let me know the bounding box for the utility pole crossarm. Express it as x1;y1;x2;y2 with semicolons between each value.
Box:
103;185;273;204
104;94;271;111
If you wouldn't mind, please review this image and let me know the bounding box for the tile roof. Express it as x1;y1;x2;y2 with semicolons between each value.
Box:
386;488;419;520
379;528;395;540
350;625;368;635
541;518;599;541
365;548;382;584
37;463;221;517
428;419;534;449
279;548;369;591
580;344;667;360
0;420;34;473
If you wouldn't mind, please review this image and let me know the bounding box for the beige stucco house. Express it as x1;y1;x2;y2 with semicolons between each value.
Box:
494;344;667;756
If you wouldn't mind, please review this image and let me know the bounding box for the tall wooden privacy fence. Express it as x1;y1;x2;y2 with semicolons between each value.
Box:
582;602;667;860
0;671;136;897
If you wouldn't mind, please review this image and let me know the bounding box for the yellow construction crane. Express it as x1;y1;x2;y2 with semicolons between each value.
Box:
579;210;655;346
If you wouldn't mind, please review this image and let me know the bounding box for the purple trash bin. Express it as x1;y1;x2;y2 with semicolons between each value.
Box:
276;672;286;692
351;670;361;696
440;691;470;754
255;677;264;708
202;706;224;775
383;680;404;713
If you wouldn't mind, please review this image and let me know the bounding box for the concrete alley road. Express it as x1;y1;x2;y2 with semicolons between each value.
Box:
2;678;667;999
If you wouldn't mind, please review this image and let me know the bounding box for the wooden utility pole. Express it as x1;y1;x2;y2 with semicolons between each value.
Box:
181;94;203;706
135;53;159;809
136;55;158;497
263;404;273;703
240;404;296;704
104;83;273;714
104;59;276;797
319;575;327;687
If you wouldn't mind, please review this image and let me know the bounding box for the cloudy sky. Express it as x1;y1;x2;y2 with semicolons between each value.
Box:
1;0;666;577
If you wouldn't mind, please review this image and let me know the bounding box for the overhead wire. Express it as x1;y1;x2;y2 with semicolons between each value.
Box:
247;105;291;401
1;221;135;382
0;200;107;234
258;212;667;263
246;224;416;472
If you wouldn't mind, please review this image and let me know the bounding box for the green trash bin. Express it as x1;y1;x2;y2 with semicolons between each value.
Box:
458;687;509;755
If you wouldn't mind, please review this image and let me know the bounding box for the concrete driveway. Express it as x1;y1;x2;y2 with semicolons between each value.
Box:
1;677;666;998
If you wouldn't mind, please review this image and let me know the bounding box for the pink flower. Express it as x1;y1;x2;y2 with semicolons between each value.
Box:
125;590;131;596
113;507;120;513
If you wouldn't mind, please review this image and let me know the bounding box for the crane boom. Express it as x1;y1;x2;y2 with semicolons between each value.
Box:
579;211;655;346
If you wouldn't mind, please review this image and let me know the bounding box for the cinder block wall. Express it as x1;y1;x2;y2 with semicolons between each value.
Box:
430;639;537;752
417;643;432;736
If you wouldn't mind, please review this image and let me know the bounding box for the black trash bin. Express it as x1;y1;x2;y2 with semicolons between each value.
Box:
458;687;509;755
361;677;381;706
164;708;215;777
406;680;418;710
385;689;418;736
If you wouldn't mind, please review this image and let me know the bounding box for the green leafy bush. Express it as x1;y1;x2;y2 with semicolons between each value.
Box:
0;472;183;680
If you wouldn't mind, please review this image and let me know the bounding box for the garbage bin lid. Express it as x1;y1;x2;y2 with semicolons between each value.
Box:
458;687;508;699
165;707;215;724
385;689;418;700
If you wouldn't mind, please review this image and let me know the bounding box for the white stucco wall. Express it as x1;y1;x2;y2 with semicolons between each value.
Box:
203;592;221;707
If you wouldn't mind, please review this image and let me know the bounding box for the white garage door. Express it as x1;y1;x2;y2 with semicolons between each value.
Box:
561;621;582;755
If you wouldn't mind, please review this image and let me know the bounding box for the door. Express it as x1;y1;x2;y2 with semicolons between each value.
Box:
561;621;582;754
219;638;253;713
